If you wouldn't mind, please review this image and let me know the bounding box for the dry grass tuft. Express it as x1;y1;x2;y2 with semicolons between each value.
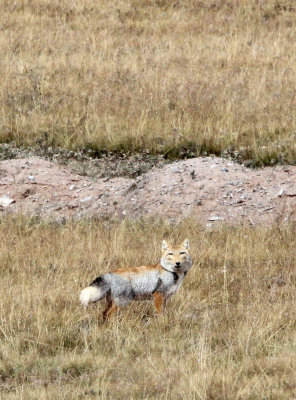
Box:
1;216;296;398
1;0;296;163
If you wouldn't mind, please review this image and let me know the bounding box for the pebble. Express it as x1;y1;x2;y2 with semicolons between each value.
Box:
80;196;93;203
0;195;15;207
171;167;180;173
208;216;225;221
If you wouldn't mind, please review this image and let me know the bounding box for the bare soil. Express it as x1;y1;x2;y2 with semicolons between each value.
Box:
1;156;296;225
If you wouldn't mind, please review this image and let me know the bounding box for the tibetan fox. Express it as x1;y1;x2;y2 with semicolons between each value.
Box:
80;239;193;319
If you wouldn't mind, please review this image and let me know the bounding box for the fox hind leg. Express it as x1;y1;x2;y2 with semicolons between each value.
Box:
102;296;118;321
153;292;165;314
104;303;118;320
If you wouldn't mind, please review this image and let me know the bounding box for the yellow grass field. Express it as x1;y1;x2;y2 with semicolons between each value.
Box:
2;1;296;398
1;0;296;163
1;217;296;399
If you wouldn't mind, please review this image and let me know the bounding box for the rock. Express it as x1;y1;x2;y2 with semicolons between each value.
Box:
22;188;34;198
263;207;274;212
69;185;75;191
208;216;225;221
0;195;15;207
80;196;93;203
171;167;180;173
28;175;36;183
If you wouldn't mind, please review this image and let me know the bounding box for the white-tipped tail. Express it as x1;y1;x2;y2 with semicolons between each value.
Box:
79;286;103;307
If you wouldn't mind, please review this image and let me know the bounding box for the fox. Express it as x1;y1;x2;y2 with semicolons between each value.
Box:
79;239;193;319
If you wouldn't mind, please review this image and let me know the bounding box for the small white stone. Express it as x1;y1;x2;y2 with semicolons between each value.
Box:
208;216;224;221
171;167;180;173
80;196;93;203
0;195;15;207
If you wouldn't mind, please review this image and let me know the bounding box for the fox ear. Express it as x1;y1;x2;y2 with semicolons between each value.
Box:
182;239;189;249
162;240;168;251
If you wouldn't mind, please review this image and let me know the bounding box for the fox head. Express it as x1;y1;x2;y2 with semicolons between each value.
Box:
160;239;192;273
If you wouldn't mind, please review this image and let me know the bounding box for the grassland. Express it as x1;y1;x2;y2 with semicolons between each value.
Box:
1;217;296;399
1;0;296;164
1;1;296;398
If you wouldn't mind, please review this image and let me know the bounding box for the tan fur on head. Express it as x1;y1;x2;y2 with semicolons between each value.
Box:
160;240;192;274
162;239;190;251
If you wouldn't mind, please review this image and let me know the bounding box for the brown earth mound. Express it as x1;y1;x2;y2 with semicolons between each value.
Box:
1;157;296;225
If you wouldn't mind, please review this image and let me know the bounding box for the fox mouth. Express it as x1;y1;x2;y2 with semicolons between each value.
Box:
174;265;181;269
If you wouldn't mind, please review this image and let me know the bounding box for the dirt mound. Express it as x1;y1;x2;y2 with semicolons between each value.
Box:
1;156;296;224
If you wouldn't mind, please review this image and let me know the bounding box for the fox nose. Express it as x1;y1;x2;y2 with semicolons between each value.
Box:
175;262;181;268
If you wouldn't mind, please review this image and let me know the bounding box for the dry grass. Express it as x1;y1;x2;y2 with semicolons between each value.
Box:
1;216;296;399
1;0;296;164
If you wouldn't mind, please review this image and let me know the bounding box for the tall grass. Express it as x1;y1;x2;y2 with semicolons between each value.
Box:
1;216;296;399
1;1;296;163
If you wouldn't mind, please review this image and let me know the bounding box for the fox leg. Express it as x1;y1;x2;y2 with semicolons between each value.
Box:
105;303;118;319
153;292;165;314
102;297;118;320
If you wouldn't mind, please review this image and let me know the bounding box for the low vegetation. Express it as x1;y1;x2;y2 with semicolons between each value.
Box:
1;217;296;399
1;2;296;398
1;0;296;164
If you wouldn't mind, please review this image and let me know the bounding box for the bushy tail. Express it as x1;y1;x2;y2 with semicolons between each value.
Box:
79;277;109;307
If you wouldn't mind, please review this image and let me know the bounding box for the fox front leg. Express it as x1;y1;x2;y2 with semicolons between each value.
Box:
153;292;166;314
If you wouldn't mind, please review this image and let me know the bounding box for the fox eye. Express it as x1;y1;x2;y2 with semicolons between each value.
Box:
168;252;173;255
180;251;185;255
